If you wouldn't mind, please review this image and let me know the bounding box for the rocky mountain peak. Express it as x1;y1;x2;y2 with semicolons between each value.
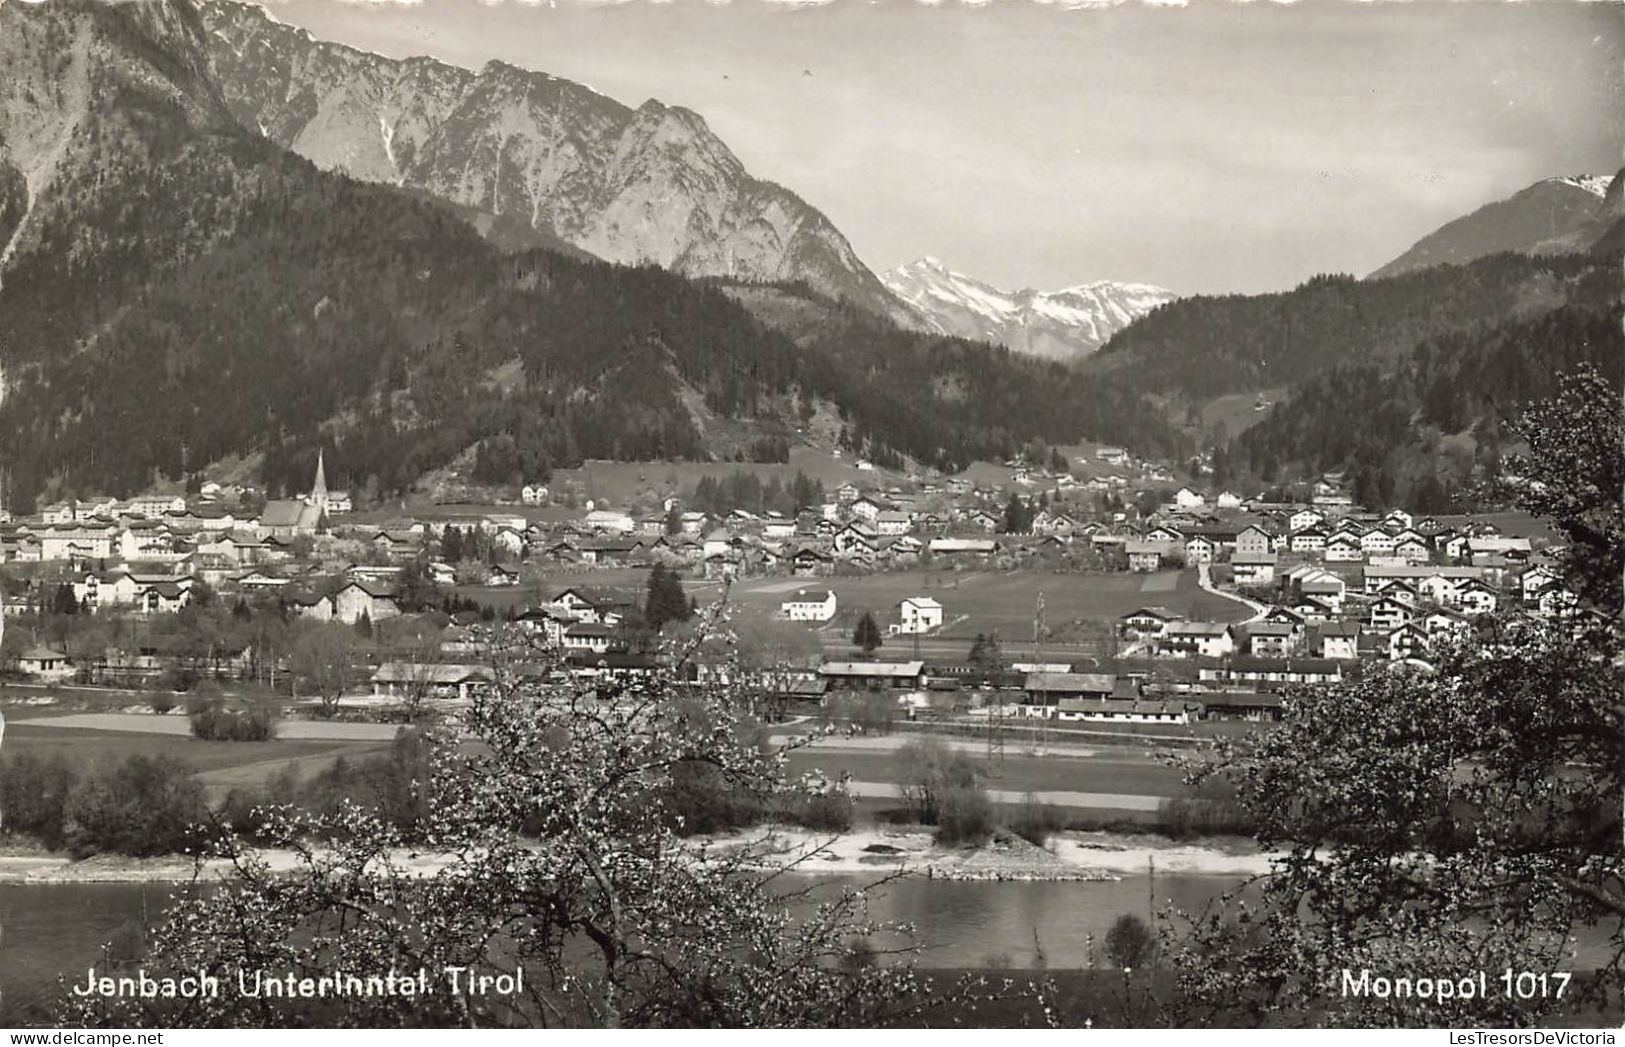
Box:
192;0;909;320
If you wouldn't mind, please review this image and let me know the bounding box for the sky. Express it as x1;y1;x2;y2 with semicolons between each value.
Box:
267;0;1625;295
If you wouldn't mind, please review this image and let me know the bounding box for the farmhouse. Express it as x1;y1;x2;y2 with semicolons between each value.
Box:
1312;620;1361;660
1183;535;1218;566
1160;621;1235;659
781;589;838;622
1234;525;1275;558
1288;527;1328;553
1238;621;1296;657
332;581;401;624
1120;606;1183;638
1231;553;1278;586
1125;540;1176;573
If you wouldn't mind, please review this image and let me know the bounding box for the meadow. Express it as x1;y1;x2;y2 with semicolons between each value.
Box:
460;567;1248;648
1;719;390;802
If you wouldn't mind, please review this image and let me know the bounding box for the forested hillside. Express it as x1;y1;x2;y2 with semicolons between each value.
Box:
719;282;1190;470
1087;250;1617;405
1231;296;1624;509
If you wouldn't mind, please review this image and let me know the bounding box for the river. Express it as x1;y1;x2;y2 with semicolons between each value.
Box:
2;873;1615;1025
0;872;1236;1021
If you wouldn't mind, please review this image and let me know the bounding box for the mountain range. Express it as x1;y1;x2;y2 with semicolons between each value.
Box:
880;257;1177;362
0;0;1184;511
0;0;1618;515
194;0;910;323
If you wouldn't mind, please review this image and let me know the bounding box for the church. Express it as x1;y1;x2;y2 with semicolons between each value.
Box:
260;450;332;539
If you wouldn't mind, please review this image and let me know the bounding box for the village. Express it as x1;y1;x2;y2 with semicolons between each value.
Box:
0;439;1580;736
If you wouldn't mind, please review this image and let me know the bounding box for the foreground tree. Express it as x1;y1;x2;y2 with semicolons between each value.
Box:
61;615;924;1028
1162;368;1624;1027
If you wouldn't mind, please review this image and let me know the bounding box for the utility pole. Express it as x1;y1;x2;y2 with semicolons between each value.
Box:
1034;590;1048;755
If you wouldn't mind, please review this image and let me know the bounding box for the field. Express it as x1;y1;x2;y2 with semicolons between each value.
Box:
459;567;1247;658
1;722;390;800
726;568;1248;642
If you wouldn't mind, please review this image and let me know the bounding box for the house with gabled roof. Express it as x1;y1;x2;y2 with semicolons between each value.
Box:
1160;621;1235;658
333;580;400;624
1120;606;1184;638
1311;620;1361;660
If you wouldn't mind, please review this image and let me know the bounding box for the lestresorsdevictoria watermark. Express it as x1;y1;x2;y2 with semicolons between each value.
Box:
69;965;524;1000
1342;968;1577;1004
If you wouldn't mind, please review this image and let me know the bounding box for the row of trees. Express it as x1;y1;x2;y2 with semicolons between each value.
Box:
686;470;826;518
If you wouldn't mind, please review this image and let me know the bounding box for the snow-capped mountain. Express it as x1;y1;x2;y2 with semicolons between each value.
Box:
195;0;910;323
1370;171;1624;278
881;257;1177;361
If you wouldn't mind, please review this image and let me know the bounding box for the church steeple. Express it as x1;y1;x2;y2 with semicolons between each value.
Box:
310;448;329;518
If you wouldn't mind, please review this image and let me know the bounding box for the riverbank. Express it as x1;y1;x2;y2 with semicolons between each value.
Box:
698;825;1277;881
0;828;1278;885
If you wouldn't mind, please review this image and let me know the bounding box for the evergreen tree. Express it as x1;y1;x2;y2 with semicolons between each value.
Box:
967;631;1004;675
1002;494;1033;534
645;565;693;631
852;611;883;655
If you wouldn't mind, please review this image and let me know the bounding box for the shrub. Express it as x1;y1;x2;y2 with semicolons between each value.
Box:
0;752;81;849
148;694;177;715
787;789;854;832
188;695;275;741
934;783;995;845
1007;793;1065;847
63;755;208;858
660;758;765;835
1157;795;1256;839
1105;913;1157;969
898;736;982;824
853;692;897;735
218;763;303;840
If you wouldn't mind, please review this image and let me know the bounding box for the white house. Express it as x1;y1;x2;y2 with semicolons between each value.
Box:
780;589;838;622
1161;621;1235;659
1174;488;1206;510
1184;535;1217;566
895;596;944;635
129;494;187;518
1231;553;1278;586
1324;534;1364;563
1289;508;1326;532
521;483;550;506
873;510;911;537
